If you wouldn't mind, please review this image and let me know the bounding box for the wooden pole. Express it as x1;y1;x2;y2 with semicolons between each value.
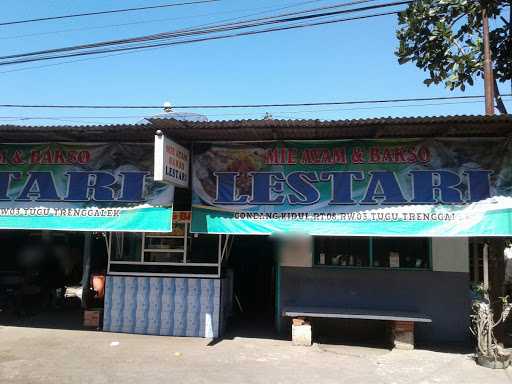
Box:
483;242;489;290
473;241;480;283
482;4;495;116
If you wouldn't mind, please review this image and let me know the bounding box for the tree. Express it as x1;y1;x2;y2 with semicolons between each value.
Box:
396;0;511;114
488;238;507;340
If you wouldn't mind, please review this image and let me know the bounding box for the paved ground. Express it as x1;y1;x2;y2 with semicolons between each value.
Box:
1;325;512;384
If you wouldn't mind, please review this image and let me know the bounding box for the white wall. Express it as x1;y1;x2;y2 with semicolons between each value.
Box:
432;237;469;273
279;236;313;268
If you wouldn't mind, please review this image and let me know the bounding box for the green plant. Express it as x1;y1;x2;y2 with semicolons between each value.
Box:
470;287;510;366
396;0;511;113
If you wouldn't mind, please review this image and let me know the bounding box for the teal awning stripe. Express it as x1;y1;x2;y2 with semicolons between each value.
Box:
0;207;173;232
191;206;512;237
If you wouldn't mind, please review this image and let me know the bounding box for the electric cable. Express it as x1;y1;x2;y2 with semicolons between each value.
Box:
0;0;221;27
0;0;331;41
0;94;510;110
0;1;411;65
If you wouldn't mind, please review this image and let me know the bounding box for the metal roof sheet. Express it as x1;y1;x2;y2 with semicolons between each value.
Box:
0;114;510;142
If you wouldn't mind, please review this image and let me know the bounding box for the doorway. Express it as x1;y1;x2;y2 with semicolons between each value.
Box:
0;230;107;330
226;235;276;337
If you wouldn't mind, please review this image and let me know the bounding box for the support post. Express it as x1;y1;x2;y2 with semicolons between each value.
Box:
292;318;312;346
81;232;92;309
473;241;480;283
482;3;495;116
483;242;489;290
391;321;415;350
275;257;282;334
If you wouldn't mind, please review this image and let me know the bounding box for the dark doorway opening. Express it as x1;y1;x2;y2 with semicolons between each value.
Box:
225;235;276;338
0;230;107;330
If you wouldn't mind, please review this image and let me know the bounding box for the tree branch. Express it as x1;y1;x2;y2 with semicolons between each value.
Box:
493;74;509;114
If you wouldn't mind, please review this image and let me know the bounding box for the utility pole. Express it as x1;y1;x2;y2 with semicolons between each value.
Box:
482;2;495;116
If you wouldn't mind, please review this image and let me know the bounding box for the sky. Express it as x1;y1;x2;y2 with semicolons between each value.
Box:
0;0;510;125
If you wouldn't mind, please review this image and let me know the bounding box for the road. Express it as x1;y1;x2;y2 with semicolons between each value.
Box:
1;325;511;384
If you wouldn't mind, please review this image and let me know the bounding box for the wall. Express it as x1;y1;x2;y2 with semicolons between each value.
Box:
432;237;469;273
103;275;222;338
279;236;312;267
280;267;470;343
278;237;471;344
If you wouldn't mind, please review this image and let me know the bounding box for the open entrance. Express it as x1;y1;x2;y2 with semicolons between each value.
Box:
225;235;276;338
0;230;108;330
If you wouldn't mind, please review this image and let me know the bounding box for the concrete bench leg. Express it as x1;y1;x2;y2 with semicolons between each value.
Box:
391;321;414;350
292;318;312;346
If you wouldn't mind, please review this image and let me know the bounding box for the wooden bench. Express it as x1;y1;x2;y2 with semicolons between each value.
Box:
282;306;432;350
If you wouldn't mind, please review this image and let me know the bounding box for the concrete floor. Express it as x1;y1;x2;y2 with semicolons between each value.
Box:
1;325;512;384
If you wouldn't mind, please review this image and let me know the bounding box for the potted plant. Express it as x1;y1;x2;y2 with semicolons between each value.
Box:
470;285;511;369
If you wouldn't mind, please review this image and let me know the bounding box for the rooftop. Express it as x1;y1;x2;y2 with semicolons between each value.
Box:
0;114;510;142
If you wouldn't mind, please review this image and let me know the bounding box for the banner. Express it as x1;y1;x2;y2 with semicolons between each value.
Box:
154;134;190;188
0;143;173;231
191;139;512;236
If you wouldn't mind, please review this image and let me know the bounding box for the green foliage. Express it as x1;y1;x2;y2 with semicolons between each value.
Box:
396;0;511;91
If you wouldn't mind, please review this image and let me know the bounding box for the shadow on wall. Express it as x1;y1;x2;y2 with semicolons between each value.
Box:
279;267;471;345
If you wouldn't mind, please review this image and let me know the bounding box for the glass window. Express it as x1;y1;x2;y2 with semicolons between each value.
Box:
313;236;430;270
315;237;370;267
143;230;186;264
108;212;222;276
372;237;430;269
110;232;142;262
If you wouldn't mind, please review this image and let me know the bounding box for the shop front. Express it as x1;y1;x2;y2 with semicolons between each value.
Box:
102;210;231;338
2;116;512;347
190;137;512;345
0;142;175;329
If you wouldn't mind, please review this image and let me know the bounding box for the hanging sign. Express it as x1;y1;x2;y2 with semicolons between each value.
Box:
191;139;512;236
154;133;190;188
0;143;173;232
173;210;192;223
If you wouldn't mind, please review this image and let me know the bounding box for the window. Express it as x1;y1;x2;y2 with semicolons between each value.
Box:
315;237;370;267
372;237;430;269
110;232;142;262
108;211;222;277
314;236;431;270
143;223;188;264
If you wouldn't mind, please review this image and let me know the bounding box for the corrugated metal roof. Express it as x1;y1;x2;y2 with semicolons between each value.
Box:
0;115;510;142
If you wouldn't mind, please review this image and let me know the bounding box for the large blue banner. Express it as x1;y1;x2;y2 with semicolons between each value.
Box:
191;139;512;236
0;143;173;231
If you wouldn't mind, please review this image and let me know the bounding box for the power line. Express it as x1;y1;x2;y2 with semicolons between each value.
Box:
0;12;398;66
0;99;506;118
268;98;512;115
1;94;510;110
0;0;385;62
0;0;340;41
1;97;510;125
0;2;337;74
0;46;169;75
0;12;403;72
0;3;381;74
0;1;409;66
0;0;221;27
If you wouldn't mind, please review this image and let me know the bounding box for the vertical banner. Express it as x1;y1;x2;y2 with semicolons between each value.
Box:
192;139;512;236
154;134;190;188
0;143;173;231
